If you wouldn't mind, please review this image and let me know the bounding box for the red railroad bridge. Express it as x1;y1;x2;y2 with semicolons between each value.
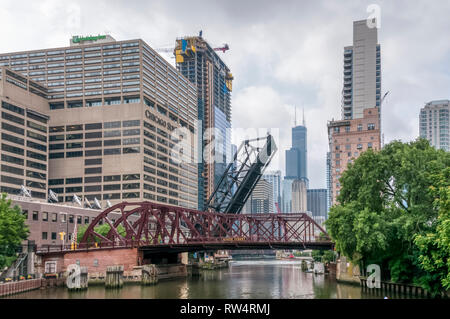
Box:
37;201;333;255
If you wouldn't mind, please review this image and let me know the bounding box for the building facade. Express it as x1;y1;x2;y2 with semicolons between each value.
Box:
291;179;307;212
174;36;233;210
242;178;273;214
342;20;381;120
263;170;281;213
419;100;450;151
281;178;293;213
327;108;381;205
0;36;199;209
307;189;328;220
285;124;308;185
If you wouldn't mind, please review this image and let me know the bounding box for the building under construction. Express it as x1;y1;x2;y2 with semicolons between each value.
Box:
174;35;233;210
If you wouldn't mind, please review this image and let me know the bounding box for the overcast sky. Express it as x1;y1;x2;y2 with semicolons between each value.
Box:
1;0;449;189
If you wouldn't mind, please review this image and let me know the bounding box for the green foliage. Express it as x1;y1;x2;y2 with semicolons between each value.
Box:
414;166;450;295
311;250;336;263
0;193;29;269
325;139;450;293
311;250;322;262
77;223;126;243
322;250;337;264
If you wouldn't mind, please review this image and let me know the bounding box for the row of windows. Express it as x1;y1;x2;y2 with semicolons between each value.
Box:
49;174;141;186
49;147;140;159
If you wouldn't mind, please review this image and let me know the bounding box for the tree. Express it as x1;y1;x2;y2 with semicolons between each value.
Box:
0;193;29;269
77;224;126;244
326;139;450;290
414;167;450;295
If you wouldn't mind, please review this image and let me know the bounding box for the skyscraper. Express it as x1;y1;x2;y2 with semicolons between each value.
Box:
242;178;273;214
291;179;307;212
419;100;450;151
285;121;308;185
342;20;381;120
327;19;382;206
281;178;293;213
307;189;328;220
263;170;281;213
174;35;233;210
0;36;199;209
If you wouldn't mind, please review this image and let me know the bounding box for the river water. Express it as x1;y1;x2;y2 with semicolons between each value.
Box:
5;260;412;299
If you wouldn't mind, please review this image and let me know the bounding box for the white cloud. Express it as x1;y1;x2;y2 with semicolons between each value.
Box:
0;0;449;190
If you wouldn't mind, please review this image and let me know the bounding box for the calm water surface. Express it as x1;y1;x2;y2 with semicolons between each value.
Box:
6;260;412;299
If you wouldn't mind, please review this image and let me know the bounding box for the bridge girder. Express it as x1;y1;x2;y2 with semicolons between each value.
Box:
77;201;333;251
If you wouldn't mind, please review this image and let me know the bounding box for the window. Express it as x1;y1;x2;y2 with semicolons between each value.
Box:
42;232;48;240
85;141;102;148
104;148;121;155
85;167;102;174
368;142;373;148
84;216;90;224
85;131;102;139
33;211;39;220
69;215;74;223
52;213;58;222
357;124;363;131
22;210;28;220
368;123;375;130
123;120;140;127
357;144;363;150
66;124;83;131
77;216;82;224
42;212;48;221
61;214;67;223
104;175;121;182
51;232;57;240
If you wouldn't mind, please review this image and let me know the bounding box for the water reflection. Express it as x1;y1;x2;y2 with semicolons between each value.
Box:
4;260;412;299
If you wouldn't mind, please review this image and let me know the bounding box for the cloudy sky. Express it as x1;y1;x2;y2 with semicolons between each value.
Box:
1;0;449;189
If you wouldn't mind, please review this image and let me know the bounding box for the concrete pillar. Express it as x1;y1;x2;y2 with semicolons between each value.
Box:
141;264;158;285
80;267;88;289
105;265;124;289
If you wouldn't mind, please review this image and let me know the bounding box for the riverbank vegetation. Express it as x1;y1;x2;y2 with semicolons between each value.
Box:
326;139;449;296
0;193;29;270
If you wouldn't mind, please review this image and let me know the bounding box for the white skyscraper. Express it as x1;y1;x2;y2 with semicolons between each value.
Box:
420;100;450;151
342;19;381;120
263;170;281;213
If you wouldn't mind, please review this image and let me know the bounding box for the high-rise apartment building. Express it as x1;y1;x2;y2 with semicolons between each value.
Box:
286;124;308;185
419;100;450;151
326;152;332;211
328;108;381;204
263;170;281;213
281;178;293;213
342;20;381;120
242;178;273;214
0;35;199;209
327;19;382;206
174;36;233;210
307;189;328;221
291;179;307;212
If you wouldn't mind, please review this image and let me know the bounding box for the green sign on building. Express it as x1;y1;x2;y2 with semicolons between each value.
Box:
72;35;107;44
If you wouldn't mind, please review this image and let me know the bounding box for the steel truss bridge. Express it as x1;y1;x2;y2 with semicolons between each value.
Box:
71;201;333;253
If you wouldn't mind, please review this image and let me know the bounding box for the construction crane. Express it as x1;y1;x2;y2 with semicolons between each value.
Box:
206;134;277;214
156;43;230;55
213;44;230;53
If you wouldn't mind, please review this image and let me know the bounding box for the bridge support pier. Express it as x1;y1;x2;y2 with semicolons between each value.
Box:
105;265;124;289
141;265;158;285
